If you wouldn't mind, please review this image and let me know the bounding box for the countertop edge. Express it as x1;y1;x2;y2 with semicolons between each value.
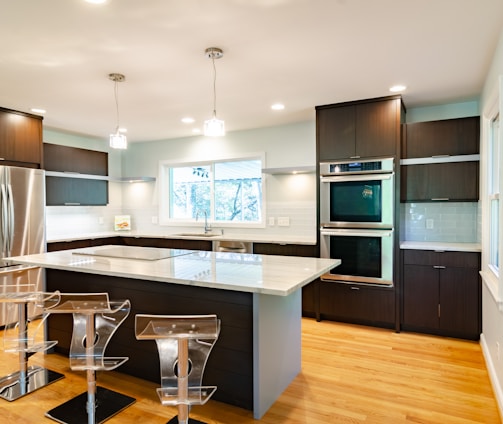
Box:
46;231;317;245
400;241;481;252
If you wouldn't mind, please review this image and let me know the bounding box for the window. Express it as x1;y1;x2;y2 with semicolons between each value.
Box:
160;157;263;226
489;114;500;276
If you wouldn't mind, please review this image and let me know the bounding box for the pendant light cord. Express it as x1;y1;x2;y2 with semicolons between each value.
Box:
114;79;120;133
212;54;217;119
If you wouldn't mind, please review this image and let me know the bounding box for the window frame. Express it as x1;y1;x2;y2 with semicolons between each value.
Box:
158;153;266;228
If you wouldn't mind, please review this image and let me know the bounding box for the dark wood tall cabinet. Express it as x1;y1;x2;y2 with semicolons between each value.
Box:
0;107;43;168
315;95;404;329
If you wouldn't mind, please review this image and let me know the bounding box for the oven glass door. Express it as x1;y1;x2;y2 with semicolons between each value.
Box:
320;173;394;229
320;229;394;286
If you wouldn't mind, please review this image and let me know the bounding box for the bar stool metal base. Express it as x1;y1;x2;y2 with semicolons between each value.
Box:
166;417;207;424
0;366;64;401
45;386;135;424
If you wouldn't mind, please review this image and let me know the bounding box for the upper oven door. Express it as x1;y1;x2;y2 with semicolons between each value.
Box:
320;172;394;229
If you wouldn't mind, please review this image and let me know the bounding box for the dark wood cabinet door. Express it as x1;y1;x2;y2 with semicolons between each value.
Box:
319;282;395;328
317;105;356;160
356;99;398;159
439;267;481;339
403;117;479;158
0;109;42;166
45;177;108;206
401;161;479;201
402;264;439;329
44;143;108;175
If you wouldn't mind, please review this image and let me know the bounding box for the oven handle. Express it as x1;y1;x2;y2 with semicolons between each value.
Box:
320;173;393;183
320;228;393;238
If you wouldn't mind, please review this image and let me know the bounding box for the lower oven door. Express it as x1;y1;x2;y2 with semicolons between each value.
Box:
320;228;394;287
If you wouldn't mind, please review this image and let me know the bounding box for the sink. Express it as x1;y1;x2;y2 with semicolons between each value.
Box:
173;232;221;238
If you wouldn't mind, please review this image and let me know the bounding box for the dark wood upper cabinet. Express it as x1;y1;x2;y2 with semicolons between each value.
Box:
402;116;479;158
316;95;404;161
400;116;480;202
43;143;109;206
44;143;108;175
0;107;43;168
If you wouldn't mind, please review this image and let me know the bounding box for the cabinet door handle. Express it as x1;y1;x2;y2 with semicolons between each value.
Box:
349;156;361;159
433;265;446;269
64;202;81;206
431;198;449;201
431;155;450;159
350;286;360;290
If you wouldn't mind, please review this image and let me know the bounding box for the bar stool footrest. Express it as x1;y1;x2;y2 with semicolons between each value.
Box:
69;356;128;371
157;386;217;406
0;366;64;402
45;386;135;424
4;340;58;354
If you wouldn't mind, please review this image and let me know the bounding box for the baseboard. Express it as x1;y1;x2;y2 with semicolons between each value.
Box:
480;333;503;421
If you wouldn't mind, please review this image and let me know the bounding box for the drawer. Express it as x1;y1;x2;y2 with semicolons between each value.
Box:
403;250;480;268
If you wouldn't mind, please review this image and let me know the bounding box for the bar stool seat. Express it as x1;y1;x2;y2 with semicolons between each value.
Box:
135;314;220;424
0;286;64;401
44;293;135;424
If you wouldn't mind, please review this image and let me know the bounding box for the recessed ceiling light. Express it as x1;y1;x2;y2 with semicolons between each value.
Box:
271;103;285;110
389;85;407;92
85;0;107;4
181;117;195;124
31;108;46;114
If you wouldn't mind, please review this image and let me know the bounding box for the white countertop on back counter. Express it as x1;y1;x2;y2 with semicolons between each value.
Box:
9;245;339;296
400;241;481;252
46;231;316;245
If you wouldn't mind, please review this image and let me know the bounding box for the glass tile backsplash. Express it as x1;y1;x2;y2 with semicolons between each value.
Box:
400;202;480;243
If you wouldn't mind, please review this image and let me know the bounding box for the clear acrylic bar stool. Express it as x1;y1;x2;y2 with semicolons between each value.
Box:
0;282;64;401
44;292;135;424
135;314;220;424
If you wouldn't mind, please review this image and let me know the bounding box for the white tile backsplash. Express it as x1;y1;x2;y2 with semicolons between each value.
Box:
401;202;479;243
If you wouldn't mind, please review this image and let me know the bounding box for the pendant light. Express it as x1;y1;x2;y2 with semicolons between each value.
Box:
109;73;127;149
204;47;225;137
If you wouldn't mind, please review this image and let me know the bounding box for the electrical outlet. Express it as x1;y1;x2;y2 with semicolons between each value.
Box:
426;218;434;229
268;217;275;226
278;217;290;227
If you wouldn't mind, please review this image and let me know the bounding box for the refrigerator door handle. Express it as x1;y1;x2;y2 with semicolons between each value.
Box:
7;183;14;256
0;183;7;256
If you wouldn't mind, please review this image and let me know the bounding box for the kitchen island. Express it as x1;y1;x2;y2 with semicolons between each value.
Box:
9;245;339;419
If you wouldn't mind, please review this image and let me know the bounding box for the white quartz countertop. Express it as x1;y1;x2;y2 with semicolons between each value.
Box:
9;245;339;296
400;241;481;252
46;231;316;245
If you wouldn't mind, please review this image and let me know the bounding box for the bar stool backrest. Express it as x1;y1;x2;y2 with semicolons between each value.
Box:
135;314;220;391
51;293;130;362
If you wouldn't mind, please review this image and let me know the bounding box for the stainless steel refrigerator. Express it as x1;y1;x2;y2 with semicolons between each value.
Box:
0;166;46;325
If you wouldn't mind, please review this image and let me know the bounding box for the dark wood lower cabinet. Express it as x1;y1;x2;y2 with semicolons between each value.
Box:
318;282;395;329
401;250;481;340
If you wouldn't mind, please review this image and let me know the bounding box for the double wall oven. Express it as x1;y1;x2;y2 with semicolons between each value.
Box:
319;157;395;287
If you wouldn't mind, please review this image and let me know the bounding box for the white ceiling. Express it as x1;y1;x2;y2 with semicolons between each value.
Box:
1;0;502;143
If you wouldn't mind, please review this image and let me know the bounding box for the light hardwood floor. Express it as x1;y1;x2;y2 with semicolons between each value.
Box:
0;318;500;423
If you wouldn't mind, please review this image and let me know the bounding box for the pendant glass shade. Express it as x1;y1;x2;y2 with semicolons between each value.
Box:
204;116;225;137
109;131;127;149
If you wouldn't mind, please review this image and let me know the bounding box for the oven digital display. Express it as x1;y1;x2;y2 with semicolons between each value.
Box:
329;161;382;173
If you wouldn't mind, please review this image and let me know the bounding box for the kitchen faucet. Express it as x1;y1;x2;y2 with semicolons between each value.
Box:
196;210;211;234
